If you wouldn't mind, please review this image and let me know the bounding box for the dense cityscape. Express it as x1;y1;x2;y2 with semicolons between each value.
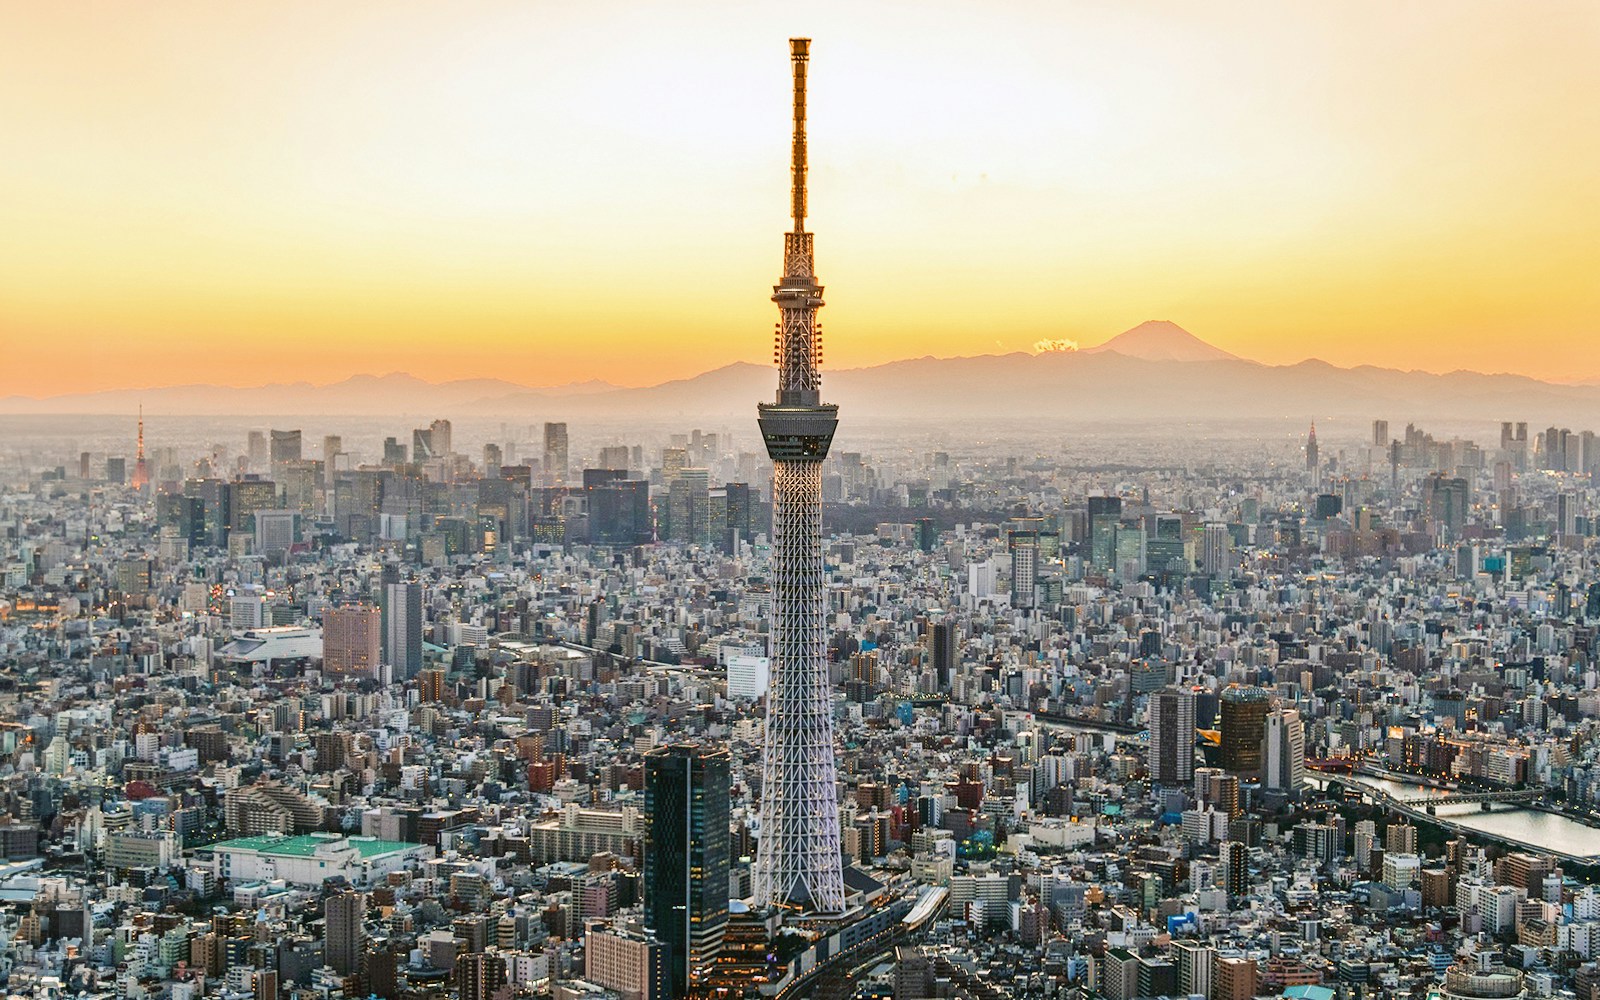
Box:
5;21;1600;1000
5;381;1600;1000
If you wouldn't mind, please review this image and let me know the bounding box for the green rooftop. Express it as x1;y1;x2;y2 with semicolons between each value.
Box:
215;833;421;859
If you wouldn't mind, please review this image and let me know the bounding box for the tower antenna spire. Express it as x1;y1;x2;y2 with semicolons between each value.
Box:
789;37;809;233
131;402;150;491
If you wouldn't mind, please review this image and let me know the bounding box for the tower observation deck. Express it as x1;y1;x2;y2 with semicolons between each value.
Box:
752;37;846;916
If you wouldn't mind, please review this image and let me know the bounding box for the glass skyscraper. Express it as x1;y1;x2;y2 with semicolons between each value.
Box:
644;743;730;999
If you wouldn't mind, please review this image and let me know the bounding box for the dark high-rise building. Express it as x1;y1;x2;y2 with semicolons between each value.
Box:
412;427;435;462
229;478;278;536
1421;473;1470;538
1220;840;1249;901
324;890;365;977
722;482;753;552
1088;495;1122;568
667;468;710;546
1219;686;1271;778
456;953;507;1000
544;422;569;486
589;477;652;547
645;744;730;999
382;580;423;682
930;621;956;691
1147;686;1196;786
1305;422;1318;473
185;478;230;546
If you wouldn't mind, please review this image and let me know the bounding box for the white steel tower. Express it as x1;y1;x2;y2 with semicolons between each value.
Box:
753;37;845;916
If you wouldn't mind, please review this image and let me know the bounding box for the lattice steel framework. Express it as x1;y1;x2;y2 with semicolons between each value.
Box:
752;37;845;916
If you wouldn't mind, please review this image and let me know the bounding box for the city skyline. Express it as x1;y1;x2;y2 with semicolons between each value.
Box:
4;2;1598;395
5;12;1600;1000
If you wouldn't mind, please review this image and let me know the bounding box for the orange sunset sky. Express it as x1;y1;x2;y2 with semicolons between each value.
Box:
2;1;1597;396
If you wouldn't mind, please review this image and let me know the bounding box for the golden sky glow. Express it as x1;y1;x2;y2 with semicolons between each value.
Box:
2;1;1597;395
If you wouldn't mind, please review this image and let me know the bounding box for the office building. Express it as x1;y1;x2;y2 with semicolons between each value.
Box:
667;468;710;546
383;580;423;682
324;890;365;977
429;418;452;457
1220;840;1249;901
1202;522;1232;579
323;606;381;678
1009;530;1038;611
456;952;507;1000
584;919;668;1000
645;744;730;998
270;429;302;476
1215;956;1258;1000
1219;686;1270;777
545;422;569;486
1262;707;1306;793
930;620;956;691
1147;686;1196;786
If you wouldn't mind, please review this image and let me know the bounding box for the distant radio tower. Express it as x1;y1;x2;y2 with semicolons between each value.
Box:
131;404;150;491
752;37;846;916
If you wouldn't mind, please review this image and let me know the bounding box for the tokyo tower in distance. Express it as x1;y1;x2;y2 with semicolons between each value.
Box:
752;37;846;916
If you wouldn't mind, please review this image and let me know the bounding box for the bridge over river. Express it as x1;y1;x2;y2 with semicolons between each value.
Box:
1312;769;1600;864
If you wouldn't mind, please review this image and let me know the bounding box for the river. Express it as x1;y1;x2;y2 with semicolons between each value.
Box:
1345;773;1600;860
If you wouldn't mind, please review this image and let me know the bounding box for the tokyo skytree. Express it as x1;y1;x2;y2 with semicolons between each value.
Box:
752;37;846;916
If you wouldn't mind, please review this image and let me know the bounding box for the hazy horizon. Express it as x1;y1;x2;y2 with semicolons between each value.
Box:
6;320;1600;401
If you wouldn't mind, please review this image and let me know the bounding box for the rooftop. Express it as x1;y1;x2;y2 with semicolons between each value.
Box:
214;833;420;859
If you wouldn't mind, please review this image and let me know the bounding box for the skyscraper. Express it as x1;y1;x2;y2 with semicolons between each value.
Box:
1305;422;1318;473
667;468;710;545
1009;530;1038;611
1219;686;1270;778
1147;686;1196;786
929;620;956;692
1262;707;1306;793
1088;495;1122;569
1201;522;1232;579
382;579;423;682
645;744;730;999
752;37;847;917
429;418;452;457
721;482;753;553
323;890;365;977
270;429;302;474
1219;840;1249;902
412;426;435;462
323;605;381;678
544;422;569;486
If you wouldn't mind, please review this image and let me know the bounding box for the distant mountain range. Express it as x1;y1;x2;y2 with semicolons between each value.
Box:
7;322;1598;426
